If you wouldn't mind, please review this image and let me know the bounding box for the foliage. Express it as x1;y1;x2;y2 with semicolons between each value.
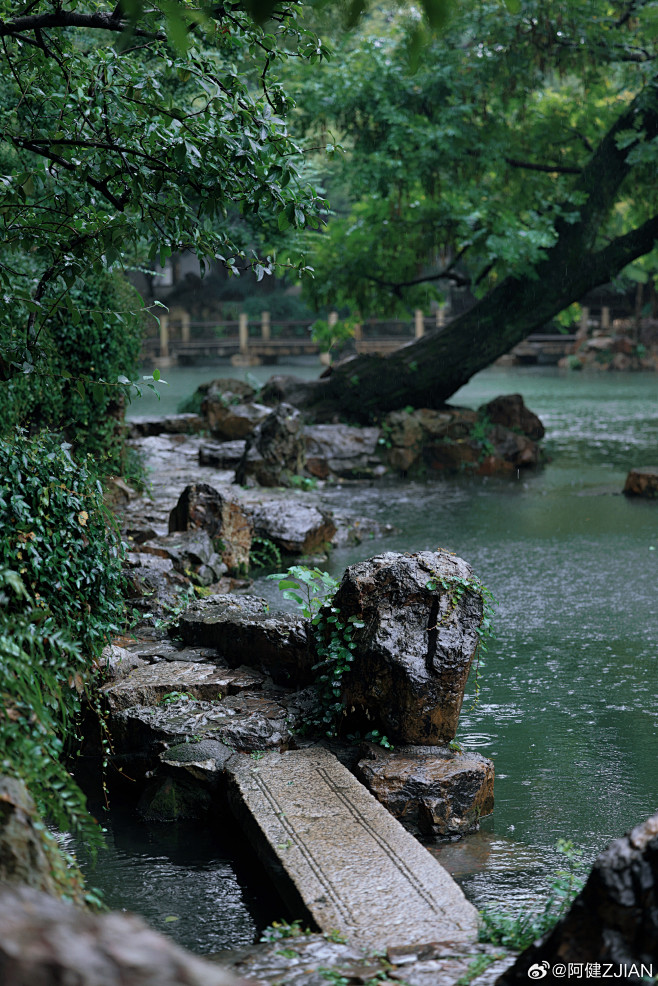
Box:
0;431;127;863
0;0;328;426
0;431;125;653
250;535;283;570
268;564;338;617
294;0;658;317
309;315;357;354
289;474;318;490
1;269;144;472
260;918;313;942
479;839;586;951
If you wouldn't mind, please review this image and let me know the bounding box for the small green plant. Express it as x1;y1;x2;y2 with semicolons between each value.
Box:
449;740;463;752
479;840;585;951
268;566;338;618
159;691;197;705
324;929;348;943
152;586;196;629
250;536;282;571
260;919;313;942
250;750;265;760
364;729;393;749
469;414;496;458
289;474;318;491
456;953;505;985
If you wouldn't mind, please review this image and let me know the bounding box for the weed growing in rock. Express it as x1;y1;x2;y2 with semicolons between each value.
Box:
159;691;197;705
250;536;282;571
260;919;313;942
289;474;318;491
479;840;585;951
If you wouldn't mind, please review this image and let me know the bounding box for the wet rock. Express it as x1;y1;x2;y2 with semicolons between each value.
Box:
127;413;204;438
198;440;246;469
235;403;306;487
111;693;292;756
168;483;253;572
623;467;658;498
123;563;190;613
203;400;271;441
332;551;483;744
202;377;256;404
0;778;61;896
102;660;263;712
175;595;314;687
497;813;658;982
138;530;227;585
331;514;397;548
161;738;235;783
248;500;337;555
99;644;148;682
304;424;386;479
356;744;494;838
479;394;545;440
381;404;542;476
214;934;513;986
137;774;215;821
0;884;243;986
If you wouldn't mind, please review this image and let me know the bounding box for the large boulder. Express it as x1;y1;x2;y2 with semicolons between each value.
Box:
248;500;337;555
497;813;658;982
168;483;253;572
235;403;306;487
623;467;658;499
332;551;483;744
357;744;494;838
198;440;246;469
480;393;545;440
0;885;242;986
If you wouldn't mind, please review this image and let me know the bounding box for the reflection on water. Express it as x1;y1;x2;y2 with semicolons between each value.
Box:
74;811;275;954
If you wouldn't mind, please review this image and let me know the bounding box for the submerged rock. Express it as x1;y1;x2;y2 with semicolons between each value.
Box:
497;813;658;982
248;499;337;555
235;403;306;487
0;884;242;986
356;744;494;838
168;483;253;572
623;467;658;498
332;551;483;744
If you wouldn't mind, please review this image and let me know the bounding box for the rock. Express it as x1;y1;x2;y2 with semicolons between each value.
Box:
226;747;479;950
0;778;61;896
381;405;543;476
198;440;246;469
102;660;263;712
0;884;243;986
235;403;306;487
332;551;483;744
248;500;337;555
203;400;271;440
304;424;386;479
104;476;138;505
126;413;204;439
175;595;314;687
356;744;494;838
479;394;545;440
122;563;190;613
623;467;658;498
111;693;292;757
168;483;253;572
138;530;227;585
99;644;148;682
497;813;658;982
203;377;257;403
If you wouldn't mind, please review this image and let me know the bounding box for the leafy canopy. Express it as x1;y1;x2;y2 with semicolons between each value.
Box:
0;0;328;379
294;0;658;315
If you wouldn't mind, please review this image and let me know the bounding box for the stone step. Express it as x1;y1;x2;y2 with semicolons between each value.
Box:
226;747;479;951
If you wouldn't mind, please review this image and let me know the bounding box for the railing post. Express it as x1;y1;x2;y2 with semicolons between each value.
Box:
328;311;339;330
239;312;249;355
577;306;589;339
181;310;190;343
436;306;446;330
261;310;271;341
414;309;424;339
601;306;610;331
353;320;362;342
159;314;169;358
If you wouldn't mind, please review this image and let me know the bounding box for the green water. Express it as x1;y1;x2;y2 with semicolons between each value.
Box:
105;363;657;943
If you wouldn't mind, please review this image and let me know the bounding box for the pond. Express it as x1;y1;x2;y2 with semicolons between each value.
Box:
93;362;657;950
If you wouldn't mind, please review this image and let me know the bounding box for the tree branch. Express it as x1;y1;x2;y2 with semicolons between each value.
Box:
505;157;581;175
0;11;163;42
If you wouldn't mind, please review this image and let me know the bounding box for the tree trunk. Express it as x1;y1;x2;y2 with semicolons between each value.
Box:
267;78;658;422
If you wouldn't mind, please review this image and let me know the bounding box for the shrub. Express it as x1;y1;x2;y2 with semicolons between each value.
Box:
0;432;126;846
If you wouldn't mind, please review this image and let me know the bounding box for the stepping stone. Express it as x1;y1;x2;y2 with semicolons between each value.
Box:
226;747;479;951
102;661;263;711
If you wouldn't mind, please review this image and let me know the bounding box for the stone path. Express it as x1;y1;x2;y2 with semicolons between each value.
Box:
227;748;479;951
